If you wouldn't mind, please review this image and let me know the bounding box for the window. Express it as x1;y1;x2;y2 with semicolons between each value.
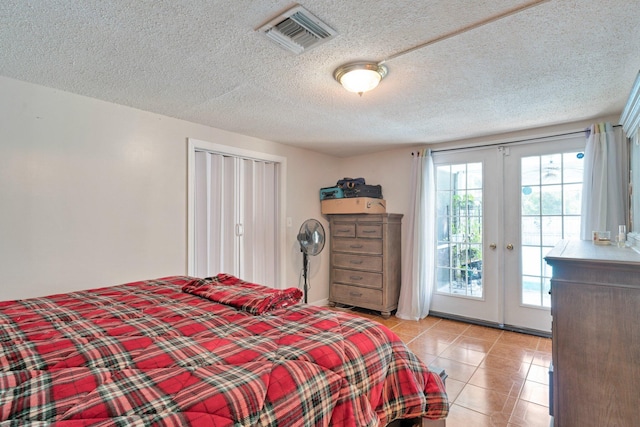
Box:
435;162;484;297
520;152;583;307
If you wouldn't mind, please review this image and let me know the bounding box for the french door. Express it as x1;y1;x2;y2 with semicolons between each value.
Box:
502;137;585;332
430;135;586;334
431;148;501;324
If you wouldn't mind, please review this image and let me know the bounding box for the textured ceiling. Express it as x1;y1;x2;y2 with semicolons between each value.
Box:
1;1;639;157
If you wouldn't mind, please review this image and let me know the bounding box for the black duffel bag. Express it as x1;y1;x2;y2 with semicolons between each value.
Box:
336;177;366;189
343;184;383;199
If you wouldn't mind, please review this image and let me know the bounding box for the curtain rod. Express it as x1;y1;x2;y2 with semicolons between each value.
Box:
426;124;622;154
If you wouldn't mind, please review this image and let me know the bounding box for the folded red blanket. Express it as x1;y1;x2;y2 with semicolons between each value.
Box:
182;274;303;315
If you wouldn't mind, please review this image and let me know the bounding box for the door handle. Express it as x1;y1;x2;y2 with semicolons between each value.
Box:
506;243;514;250
489;243;497;250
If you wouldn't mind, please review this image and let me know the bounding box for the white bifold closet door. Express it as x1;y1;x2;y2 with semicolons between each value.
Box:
193;150;278;287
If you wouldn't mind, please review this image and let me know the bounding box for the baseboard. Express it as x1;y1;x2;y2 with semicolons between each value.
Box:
310;298;329;307
428;311;551;338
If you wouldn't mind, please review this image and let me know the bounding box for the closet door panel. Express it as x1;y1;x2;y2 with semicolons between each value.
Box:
194;152;237;277
194;151;278;287
239;159;277;287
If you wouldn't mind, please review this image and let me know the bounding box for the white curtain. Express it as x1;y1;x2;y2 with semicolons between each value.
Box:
580;123;628;240
396;149;436;320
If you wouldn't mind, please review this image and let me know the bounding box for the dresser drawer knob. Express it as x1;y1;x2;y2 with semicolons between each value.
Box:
350;244;363;248
350;275;363;281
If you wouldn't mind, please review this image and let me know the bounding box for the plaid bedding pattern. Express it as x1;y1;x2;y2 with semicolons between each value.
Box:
0;276;448;426
182;274;304;315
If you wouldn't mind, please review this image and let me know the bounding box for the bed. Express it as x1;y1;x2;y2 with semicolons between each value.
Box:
0;275;448;426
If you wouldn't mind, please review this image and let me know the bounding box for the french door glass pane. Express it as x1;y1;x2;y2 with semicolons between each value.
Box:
520;152;583;307
436;163;483;298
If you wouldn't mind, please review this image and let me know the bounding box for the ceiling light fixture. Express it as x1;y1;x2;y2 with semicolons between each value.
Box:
333;0;549;96
333;62;387;96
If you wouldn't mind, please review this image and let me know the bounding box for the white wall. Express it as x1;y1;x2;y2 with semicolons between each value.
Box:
0;76;339;301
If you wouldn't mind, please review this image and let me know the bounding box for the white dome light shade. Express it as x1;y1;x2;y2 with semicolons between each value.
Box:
334;62;388;95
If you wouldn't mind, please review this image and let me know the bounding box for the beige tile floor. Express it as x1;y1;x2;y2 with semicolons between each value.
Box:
335;307;552;427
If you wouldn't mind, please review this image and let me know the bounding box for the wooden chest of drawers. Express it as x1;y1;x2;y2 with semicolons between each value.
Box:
328;213;402;317
545;240;640;426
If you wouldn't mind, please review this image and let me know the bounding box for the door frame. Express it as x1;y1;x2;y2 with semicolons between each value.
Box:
429;134;586;335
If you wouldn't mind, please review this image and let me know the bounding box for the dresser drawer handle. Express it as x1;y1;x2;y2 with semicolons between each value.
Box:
362;230;377;234
349;260;363;265
349;244;363;248
350;275;363;281
349;291;363;297
338;228;351;233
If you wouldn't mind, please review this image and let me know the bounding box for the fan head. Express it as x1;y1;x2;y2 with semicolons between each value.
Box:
297;219;325;256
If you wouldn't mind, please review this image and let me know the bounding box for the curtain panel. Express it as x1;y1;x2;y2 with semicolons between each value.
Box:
397;150;436;320
580;123;629;240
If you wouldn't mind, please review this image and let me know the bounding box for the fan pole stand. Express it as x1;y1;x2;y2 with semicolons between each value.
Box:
302;249;309;304
297;218;325;305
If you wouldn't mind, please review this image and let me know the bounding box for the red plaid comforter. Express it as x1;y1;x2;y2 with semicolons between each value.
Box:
0;276;448;426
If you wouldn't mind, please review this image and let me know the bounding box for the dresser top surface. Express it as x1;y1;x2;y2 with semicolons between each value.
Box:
545;239;640;266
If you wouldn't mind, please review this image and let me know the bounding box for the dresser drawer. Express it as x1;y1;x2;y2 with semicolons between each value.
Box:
331;283;383;306
331;223;356;238
357;223;382;238
333;238;383;255
336;214;384;223
334;268;383;288
332;253;382;272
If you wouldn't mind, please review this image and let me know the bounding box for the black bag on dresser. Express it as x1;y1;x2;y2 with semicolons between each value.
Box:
343;184;383;199
336;177;366;189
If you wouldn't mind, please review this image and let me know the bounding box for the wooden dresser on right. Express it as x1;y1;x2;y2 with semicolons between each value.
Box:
545;240;640;427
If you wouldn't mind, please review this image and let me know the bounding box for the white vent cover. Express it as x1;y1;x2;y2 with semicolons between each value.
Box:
257;5;337;55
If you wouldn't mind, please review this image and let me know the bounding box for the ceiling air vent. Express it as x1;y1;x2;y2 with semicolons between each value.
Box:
257;5;337;55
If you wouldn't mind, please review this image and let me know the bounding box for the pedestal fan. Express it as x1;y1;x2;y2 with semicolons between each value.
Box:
297;219;325;303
